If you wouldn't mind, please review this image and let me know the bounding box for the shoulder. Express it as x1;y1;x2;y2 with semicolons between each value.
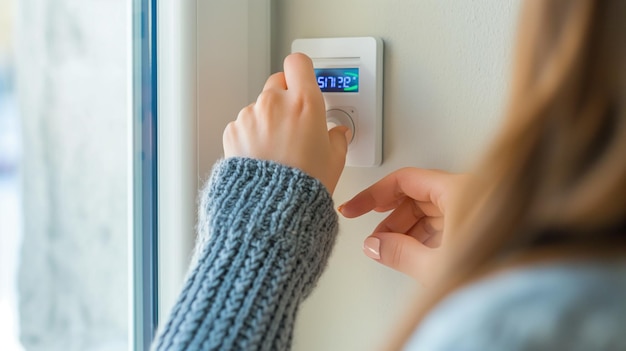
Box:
405;260;626;351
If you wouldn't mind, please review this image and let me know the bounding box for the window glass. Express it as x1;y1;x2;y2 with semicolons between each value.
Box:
0;1;129;350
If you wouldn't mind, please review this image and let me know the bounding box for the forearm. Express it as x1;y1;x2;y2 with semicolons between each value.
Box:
152;157;339;351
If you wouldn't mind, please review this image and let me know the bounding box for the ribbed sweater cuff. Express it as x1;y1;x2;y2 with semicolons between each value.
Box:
154;157;339;351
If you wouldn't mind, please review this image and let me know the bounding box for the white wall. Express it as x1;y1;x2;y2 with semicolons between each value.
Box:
157;0;272;324
272;1;521;350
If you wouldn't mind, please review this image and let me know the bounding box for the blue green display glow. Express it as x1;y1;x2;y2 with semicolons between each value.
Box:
314;68;359;93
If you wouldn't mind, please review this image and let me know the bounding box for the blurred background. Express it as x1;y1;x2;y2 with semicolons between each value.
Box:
0;0;24;349
0;0;129;350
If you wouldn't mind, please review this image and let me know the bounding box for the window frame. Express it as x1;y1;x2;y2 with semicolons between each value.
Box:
131;1;271;350
131;0;159;349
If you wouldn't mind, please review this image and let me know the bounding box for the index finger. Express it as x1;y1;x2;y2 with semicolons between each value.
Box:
339;168;453;218
283;53;320;92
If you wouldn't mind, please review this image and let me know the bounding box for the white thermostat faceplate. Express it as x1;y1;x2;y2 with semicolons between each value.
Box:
292;37;383;167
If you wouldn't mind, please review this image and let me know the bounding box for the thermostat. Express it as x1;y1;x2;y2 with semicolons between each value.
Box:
292;37;384;167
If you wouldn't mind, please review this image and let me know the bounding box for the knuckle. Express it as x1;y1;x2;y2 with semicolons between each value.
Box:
236;105;254;124
285;93;306;114
294;89;322;111
255;89;281;110
223;121;236;140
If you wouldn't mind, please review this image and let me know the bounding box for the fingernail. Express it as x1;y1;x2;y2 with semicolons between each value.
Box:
337;204;346;215
363;237;381;260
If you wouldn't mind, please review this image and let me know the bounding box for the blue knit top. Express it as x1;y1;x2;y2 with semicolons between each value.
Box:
152;157;626;351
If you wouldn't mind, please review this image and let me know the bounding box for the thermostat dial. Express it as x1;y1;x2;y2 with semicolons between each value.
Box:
326;109;355;144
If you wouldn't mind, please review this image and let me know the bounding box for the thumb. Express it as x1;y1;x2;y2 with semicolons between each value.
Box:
363;233;435;283
328;125;350;158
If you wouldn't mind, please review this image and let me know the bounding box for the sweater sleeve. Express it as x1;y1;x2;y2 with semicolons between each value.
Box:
152;157;339;351
403;262;626;351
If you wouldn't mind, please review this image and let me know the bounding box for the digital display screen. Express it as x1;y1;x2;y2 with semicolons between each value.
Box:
314;68;359;93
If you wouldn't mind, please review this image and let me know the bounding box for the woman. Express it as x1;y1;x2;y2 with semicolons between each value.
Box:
153;1;626;350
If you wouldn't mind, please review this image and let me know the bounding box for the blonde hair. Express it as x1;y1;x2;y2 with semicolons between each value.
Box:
390;0;626;349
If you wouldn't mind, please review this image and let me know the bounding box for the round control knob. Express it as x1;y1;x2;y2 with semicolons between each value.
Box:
326;109;355;144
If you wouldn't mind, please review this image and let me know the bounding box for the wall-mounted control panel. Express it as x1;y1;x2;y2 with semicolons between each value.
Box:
292;37;383;167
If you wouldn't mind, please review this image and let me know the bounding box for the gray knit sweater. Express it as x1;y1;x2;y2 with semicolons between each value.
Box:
152;157;338;351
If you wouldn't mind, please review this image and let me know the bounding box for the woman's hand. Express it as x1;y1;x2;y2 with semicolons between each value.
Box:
339;168;466;285
223;53;351;194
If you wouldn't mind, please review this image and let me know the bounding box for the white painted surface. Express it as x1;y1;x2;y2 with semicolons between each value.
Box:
196;0;271;180
156;0;272;325
156;0;198;326
273;1;521;350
